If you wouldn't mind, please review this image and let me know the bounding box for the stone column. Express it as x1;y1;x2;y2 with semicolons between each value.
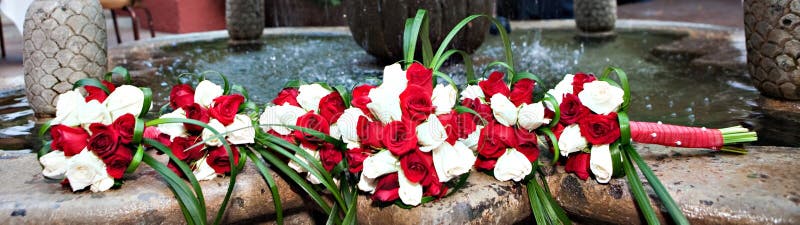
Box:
744;0;800;100
23;0;107;118
226;0;265;41
574;0;617;36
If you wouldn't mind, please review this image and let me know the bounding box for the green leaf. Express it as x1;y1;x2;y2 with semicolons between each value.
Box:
609;142;624;178
454;106;487;126
617;112;631;146
543;93;561;128
433;71;458;91
527;178;549;225
73;78;110;94
432;15;515;79
125;144;145;174
325;203;341;225
627;148;689;225
432;49;476;84
342;192;358;225
403;10;433;67
105;66;132;84
334;85;352;109
482;61;516;80
254;140;332;214
283;80;307;88
139;87;153;117
144;138;208;220
199;71;231;95
245;150;284;225
539;128;560;164
142;153;206;225
621;147;660;225
37;121;53;159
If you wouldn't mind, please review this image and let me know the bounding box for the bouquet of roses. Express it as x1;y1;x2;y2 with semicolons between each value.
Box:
545;68;757;224
150;79;255;180
38;68;151;192
343;62;477;206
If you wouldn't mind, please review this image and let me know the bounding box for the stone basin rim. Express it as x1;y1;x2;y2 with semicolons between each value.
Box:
111;19;740;52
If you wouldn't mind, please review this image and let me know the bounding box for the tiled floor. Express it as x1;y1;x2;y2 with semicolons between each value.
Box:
0;0;745;92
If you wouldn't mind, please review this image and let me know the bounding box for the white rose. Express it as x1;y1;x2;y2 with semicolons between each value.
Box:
458;125;483;151
578;81;624;115
193;158;218;181
493;149;532;182
297;83;332;112
79;100;112;129
226;114;255;145
362;150;399;179
65;149;114;192
194;80;223;108
398;169;423;206
105;85;145;120
545;74;575;110
366;86;403;124
51;90;85;126
40;150;68;179
288;145;318;174
357;172;377;193
328;123;341;140
431;84;457;115
201;119;227;147
433;142;476;182
517;102;547;131
306;172;323;185
157;108;188;140
258;103;306;135
459;85;485;101
416;114;448;152
590;144;613;183
490;94;519;126
380;63;408;95
336;108;366;144
558;124;588;156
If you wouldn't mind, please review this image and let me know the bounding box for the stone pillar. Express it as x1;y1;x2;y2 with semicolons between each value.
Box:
744;0;800;100
574;0;616;35
226;0;264;41
23;0;107;118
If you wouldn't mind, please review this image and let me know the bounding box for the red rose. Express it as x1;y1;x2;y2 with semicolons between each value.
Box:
400;149;433;183
103;145;132;179
474;156;497;170
294;112;330;148
514;128;540;162
88;124;120;160
461;98;493;124
372;173;400;202
476;122;517;159
437;111;477;145
382;121;418;156
455;112;477;139
356;116;383;149
181;103;210;134
350;84;375;116
169;84;195;110
399;85;435;124
571;72;596;94
112;113;136;144
509;78;535;106
565;152;591;180
268;130;297;145
318;143;342;172
169;136;205;162
84;80;116;103
144;126;172;147
422;170;447;198
578;112;620;145
559;93;590;125
272;88;300;107
406;62;433;93
345;148;370;173
318;92;346;123
209;94;245;125
206;145;241;174
478;71;510;99
50;125;89;156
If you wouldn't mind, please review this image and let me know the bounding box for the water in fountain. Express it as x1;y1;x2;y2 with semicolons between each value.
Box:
1;28;796;150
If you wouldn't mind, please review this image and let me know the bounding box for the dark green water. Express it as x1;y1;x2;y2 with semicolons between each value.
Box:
1;29;796;150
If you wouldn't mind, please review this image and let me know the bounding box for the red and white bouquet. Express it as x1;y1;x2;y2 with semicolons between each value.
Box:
39;80;149;192
259;82;347;183
461;71;553;182
342;63;477;206
151;79;254;180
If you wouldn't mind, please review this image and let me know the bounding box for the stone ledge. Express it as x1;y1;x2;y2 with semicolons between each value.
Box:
1;144;798;224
